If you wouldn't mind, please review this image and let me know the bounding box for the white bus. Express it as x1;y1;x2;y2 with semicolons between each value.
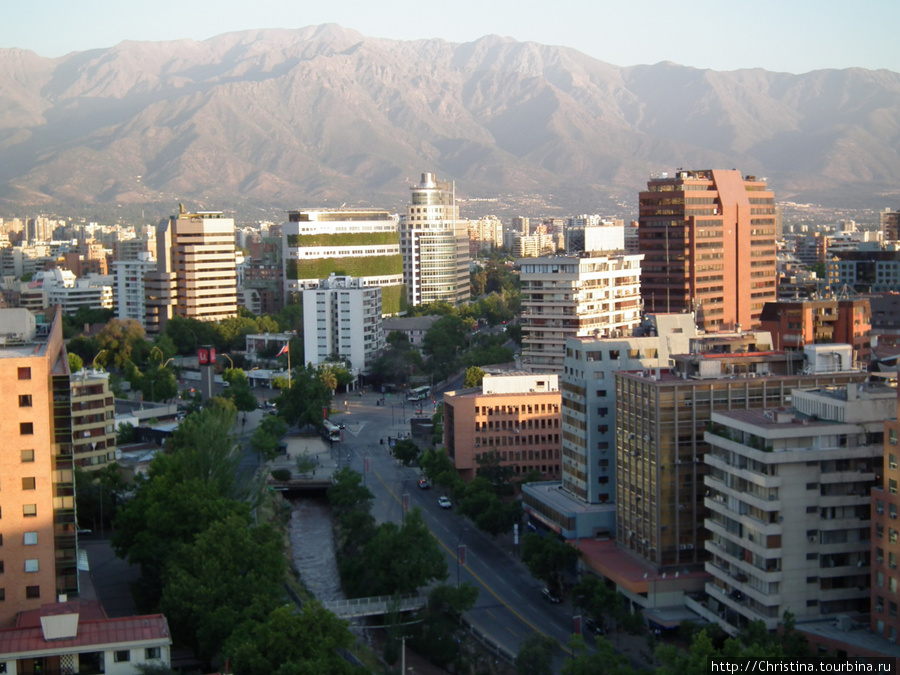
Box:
407;385;431;402
321;419;341;442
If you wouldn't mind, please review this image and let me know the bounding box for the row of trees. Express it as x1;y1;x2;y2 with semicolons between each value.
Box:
109;399;363;673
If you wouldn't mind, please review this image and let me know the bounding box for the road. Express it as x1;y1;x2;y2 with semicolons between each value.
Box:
331;387;582;663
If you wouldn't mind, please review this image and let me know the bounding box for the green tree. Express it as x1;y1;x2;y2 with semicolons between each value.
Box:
250;414;289;462
67;352;84;373
521;532;581;595
561;634;635;675
274;364;332;432
515;633;559;675
141;364;177;402
328;468;375;517
224;604;364;675
112;476;251;610
116;422;135;445
392;438;421;466
95;318;147;369
420;447;465;495
422;315;472;382
166;403;256;502
463;365;485;388
222;367;258;412
475;450;515;495
74;463;126;534
161;515;287;667
458;477;521;537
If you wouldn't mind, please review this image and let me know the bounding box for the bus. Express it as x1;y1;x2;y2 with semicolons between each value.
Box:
321;419;341;442
407;385;431;402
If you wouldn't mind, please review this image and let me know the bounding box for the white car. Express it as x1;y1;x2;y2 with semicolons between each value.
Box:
438;496;452;509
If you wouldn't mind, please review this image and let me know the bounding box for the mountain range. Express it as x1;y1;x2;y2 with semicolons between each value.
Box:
0;23;898;220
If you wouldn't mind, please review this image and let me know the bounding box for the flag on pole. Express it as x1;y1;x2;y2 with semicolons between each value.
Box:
276;344;289;357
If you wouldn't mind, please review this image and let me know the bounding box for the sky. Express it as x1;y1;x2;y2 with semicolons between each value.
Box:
2;0;897;74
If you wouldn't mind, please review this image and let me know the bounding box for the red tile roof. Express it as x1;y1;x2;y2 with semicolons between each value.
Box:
0;605;169;656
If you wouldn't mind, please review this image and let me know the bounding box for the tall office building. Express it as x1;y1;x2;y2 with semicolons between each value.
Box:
145;206;237;334
873;389;900;644
282;209;405;315
518;252;643;374
639;169;778;331
400;173;470;307
0;308;76;626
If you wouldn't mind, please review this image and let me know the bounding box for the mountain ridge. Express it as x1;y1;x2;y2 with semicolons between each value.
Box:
0;24;898;219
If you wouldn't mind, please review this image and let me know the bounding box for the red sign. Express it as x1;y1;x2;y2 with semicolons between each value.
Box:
209;348;216;364
198;348;209;364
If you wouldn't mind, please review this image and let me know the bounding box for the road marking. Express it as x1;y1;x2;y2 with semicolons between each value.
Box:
369;465;573;655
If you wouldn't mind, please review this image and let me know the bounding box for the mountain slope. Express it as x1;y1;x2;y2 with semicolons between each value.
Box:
0;24;897;215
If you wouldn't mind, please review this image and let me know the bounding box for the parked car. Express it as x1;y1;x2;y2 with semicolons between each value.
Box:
585;617;604;634
541;587;562;603
438;496;452;509
418;479;430;489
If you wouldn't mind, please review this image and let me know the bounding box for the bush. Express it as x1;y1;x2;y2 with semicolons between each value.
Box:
271;468;292;481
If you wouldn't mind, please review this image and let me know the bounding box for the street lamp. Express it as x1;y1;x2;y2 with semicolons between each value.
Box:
92;349;108;370
223;353;234;369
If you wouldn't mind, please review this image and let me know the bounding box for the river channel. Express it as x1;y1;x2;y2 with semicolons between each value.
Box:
289;496;345;603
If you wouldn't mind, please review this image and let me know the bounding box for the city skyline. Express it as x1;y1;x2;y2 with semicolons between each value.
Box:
1;0;897;74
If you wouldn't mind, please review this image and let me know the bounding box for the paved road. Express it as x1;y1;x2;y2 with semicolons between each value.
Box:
332;388;584;663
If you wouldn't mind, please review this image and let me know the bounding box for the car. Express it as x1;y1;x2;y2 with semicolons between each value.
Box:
438;496;452;509
541;587;562;603
418;479;430;489
585;617;605;635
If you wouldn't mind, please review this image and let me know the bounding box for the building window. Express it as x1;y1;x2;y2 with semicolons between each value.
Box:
892;479;899;495
114;651;131;663
145;647;161;660
0;589;4;601
892;454;898;471
23;504;36;517
19;423;33;436
24;559;38;573
18;395;31;408
25;586;39;599
21;449;34;463
22;477;35;490
17;367;31;380
23;532;37;546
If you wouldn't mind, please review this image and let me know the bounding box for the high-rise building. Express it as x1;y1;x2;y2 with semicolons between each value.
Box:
760;298;872;364
0;308;77;626
302;275;385;375
638;169;778;331
400;173;470;307
282;209;405;316
881;209;900;242
615;344;867;573
70;369;117;470
873;389;900;644
144;206;237;334
114;253;157;327
518;252;643;374
443;373;562;482
698;383;893;635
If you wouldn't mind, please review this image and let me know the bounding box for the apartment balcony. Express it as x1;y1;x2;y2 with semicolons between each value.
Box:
704;475;780;513
706;562;783;608
704;540;783;582
704;582;780;631
705;454;781;489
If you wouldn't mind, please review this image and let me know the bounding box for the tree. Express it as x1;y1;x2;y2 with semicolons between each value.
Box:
274;364;332;432
463;365;485;388
573;574;622;634
250;414;289;462
422;315;472;382
74;463;127;534
95;318;147;369
165;403;257;502
345;509;448;598
561;634;634;675
420;447;465;495
116;422;135;445
224;604;364;675
112;476;252;610
222;367;258;412
319;366;338;394
161;515;287;667
521;532;581;595
515;633;559;675
458;477;521;537
67;352;84;373
392;438;421;466
475;451;515;495
141;364;177;402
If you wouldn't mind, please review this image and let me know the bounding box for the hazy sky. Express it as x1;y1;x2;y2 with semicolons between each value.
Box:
3;0;896;74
